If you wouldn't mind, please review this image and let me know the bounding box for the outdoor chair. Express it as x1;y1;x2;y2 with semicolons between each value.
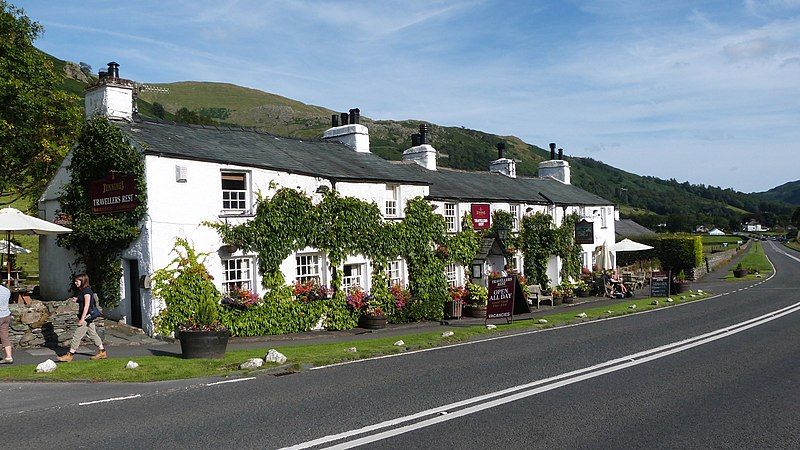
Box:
528;284;554;308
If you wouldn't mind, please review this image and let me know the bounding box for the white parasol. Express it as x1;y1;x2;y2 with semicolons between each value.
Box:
609;238;653;252
0;207;72;284
594;241;613;270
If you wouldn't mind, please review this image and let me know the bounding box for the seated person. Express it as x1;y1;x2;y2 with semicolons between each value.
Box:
609;269;628;297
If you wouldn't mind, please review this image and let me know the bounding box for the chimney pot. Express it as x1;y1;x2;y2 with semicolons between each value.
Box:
411;133;420;146
497;142;506;159
98;70;107;79
549;142;556;160
331;114;339;127
558;148;563;160
419;123;429;145
107;61;119;78
340;112;349;126
349;108;360;124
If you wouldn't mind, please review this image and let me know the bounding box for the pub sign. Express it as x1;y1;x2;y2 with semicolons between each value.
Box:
575;219;594;245
471;204;491;230
89;172;138;214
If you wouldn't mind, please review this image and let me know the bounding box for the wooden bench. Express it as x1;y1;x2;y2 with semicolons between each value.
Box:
528;284;554;308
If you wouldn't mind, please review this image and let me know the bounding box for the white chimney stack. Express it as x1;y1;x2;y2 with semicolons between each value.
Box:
402;124;437;171
323;108;370;153
84;62;135;121
538;143;571;184
489;142;516;178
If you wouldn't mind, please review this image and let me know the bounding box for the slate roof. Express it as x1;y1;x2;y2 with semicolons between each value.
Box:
115;119;430;185
615;219;657;240
395;164;611;206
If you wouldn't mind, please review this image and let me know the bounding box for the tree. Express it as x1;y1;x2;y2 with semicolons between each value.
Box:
792;207;800;228
152;102;165;119
79;61;92;77
0;1;81;205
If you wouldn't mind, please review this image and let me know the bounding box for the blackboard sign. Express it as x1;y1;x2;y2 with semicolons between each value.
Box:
487;276;515;319
575;219;594;245
650;270;671;297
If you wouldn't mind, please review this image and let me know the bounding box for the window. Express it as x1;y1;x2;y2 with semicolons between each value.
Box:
221;172;248;213
342;263;364;292
386;259;403;287
445;263;457;287
510;204;519;231
385;185;399;217
222;257;253;294
295;254;321;284
600;207;607;229
444;203;457;232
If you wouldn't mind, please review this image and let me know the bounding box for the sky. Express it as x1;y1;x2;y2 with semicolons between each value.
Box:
13;0;800;193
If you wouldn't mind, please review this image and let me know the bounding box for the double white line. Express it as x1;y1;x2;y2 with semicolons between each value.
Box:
285;300;800;449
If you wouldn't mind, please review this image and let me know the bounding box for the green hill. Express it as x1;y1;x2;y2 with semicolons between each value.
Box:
755;181;800;206
51;55;796;231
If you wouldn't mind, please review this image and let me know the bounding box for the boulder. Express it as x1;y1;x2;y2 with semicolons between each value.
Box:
344;347;357;353
485;324;497;330
394;340;405;346
576;312;588;318
441;331;454;337
537;319;548;324
36;359;57;373
239;358;263;370
125;361;139;369
264;349;287;364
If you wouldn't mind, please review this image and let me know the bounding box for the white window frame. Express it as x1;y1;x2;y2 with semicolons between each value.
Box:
386;259;404;287
385;184;399;218
444;203;457;232
510;204;520;231
342;263;365;292
600;206;608;229
445;263;458;287
221;256;254;294
295;253;322;284
221;171;250;214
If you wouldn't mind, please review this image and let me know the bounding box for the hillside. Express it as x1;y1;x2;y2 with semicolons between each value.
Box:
52;56;796;231
756;180;800;206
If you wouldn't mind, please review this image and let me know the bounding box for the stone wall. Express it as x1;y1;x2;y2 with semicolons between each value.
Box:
691;240;750;280
7;300;104;348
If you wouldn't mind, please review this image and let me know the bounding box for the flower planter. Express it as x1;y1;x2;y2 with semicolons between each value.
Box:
733;269;748;278
358;315;387;329
178;330;229;359
444;300;463;319
551;296;563;306
576;290;591;298
673;282;691;294
562;296;575;304
463;305;487;318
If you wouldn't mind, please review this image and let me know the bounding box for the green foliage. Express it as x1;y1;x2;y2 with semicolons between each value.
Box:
520;212;556;289
151;102;165;119
152;239;223;334
555;213;582;281
0;1;81;204
465;282;488;307
640;234;703;276
445;214;482;267
58;117;147;307
218;296;357;336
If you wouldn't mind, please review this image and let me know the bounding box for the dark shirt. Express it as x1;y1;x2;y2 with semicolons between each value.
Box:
76;286;94;320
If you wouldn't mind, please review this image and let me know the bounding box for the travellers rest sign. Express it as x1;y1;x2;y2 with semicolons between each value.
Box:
89;172;138;214
471;203;491;230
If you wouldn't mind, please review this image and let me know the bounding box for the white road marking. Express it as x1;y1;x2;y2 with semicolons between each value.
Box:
205;377;256;386
78;394;141;406
285;301;800;449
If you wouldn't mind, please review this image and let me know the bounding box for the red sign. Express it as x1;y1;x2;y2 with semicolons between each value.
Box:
471;204;491;230
487;276;515;319
89;172;138;214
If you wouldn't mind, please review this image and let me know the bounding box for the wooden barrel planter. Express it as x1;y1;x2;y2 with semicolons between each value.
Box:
733;269;748;278
673;282;691;294
358;315;387;329
178;330;229;359
562;296;575;304
463;305;487;318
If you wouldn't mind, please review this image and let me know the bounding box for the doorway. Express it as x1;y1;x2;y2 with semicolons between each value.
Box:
126;259;142;329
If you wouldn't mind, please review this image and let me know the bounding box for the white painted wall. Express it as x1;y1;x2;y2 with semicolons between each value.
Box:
84;83;134;121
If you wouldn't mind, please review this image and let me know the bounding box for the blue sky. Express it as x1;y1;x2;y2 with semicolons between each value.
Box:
14;0;800;192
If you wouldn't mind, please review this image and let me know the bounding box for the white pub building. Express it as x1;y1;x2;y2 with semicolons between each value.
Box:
38;63;616;333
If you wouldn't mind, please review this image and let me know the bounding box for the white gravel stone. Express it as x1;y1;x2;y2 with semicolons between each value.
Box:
345;347;357;353
486;324;497;330
36;359;57;373
239;358;264;370
394;340;405;346
666;298;674;302
628;304;637;309
441;331;454;337
606;310;613;314
265;349;287;364
537;319;548;324
651;300;659;306
576;312;587;318
125;360;139;369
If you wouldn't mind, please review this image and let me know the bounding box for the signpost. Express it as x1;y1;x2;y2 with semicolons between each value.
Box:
486;276;530;323
471;204;491;230
650;270;671;297
575;219;594;245
89;172;138;214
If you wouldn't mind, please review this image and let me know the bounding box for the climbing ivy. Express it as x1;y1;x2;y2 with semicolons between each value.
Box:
556;213;582;281
520;212;555;289
58;117;147;307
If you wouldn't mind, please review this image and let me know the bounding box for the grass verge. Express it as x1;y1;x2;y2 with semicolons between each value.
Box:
725;241;772;281
0;291;712;383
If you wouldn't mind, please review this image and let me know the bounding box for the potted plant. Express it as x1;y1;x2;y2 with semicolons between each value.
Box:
221;287;261;310
550;287;563;306
574;280;591;298
733;263;748;278
152;238;229;359
463;282;488;318
359;298;387;329
445;286;466;319
558;281;575;304
673;269;691;293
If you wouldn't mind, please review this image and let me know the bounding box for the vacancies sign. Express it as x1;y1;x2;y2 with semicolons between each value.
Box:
90;172;138;214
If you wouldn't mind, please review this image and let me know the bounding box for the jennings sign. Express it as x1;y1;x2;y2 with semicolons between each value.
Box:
471;204;491;230
89;172;138;214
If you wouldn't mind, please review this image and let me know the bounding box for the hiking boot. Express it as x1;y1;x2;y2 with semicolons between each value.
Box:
90;350;107;360
57;352;74;362
0;358;12;364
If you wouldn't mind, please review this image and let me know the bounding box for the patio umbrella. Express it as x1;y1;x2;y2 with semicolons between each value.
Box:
610;238;653;252
0;240;31;255
594;241;613;270
0;207;72;285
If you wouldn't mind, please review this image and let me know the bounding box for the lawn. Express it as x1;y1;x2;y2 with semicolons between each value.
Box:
786;240;800;252
0;290;711;382
725;241;772;280
700;235;744;254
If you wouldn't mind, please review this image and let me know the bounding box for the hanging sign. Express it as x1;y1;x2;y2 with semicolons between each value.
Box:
471;204;491;230
90;172;138;214
575;219;594;244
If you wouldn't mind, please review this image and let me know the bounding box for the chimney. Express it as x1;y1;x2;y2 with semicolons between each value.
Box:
323;107;370;153
84;61;135;121
331;114;339;127
489;142;516;178
402;123;437;170
538;143;571;184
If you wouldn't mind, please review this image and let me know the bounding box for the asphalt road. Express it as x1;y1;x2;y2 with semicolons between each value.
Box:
2;241;798;449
